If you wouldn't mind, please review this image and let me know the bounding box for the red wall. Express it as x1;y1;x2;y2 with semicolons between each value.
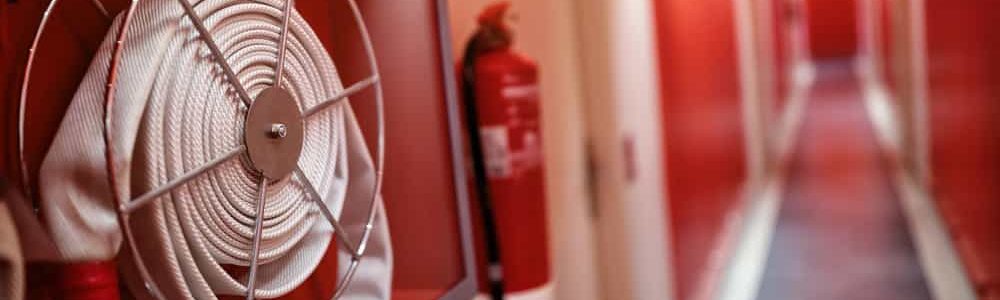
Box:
652;0;747;298
923;0;1000;298
805;0;858;59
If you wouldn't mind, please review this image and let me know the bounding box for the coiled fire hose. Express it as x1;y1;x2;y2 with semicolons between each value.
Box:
36;0;391;298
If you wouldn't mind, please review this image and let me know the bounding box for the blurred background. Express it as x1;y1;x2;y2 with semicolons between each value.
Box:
447;0;995;299
1;0;998;299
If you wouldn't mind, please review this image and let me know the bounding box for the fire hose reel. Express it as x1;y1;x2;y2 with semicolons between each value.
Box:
17;0;391;299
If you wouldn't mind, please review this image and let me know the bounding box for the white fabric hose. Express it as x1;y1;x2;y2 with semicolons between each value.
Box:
39;0;391;298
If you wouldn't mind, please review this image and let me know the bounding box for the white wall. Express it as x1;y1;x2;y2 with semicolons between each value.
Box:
445;1;602;299
574;0;673;299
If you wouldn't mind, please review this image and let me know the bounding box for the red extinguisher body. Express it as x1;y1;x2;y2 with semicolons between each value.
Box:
472;48;552;295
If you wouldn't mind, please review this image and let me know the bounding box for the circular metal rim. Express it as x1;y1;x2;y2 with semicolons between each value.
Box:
88;0;387;299
18;0;113;203
17;0;61;203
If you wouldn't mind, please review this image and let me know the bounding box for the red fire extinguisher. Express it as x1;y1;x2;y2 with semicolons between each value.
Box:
459;2;552;300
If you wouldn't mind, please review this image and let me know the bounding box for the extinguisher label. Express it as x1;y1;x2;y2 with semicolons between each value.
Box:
501;85;540;100
480;126;513;179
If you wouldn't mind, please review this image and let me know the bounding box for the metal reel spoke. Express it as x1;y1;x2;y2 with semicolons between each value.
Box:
293;167;359;257
274;0;295;88
175;0;254;107
245;176;269;300
90;0;111;19
302;75;379;118
123;146;244;213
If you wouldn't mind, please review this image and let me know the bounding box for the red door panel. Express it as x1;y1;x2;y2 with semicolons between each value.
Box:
924;0;1000;296
805;0;858;58
652;0;747;298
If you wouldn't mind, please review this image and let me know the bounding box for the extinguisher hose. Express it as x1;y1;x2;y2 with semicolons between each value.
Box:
461;31;506;300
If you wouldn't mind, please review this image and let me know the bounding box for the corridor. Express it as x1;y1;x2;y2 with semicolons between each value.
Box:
757;61;932;299
4;0;998;299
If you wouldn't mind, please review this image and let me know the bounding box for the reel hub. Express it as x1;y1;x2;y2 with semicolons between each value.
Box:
245;87;304;180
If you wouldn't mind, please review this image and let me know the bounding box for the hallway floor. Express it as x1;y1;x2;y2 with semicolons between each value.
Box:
756;61;932;299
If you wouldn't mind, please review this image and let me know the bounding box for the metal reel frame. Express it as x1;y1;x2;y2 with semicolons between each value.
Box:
19;0;386;299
